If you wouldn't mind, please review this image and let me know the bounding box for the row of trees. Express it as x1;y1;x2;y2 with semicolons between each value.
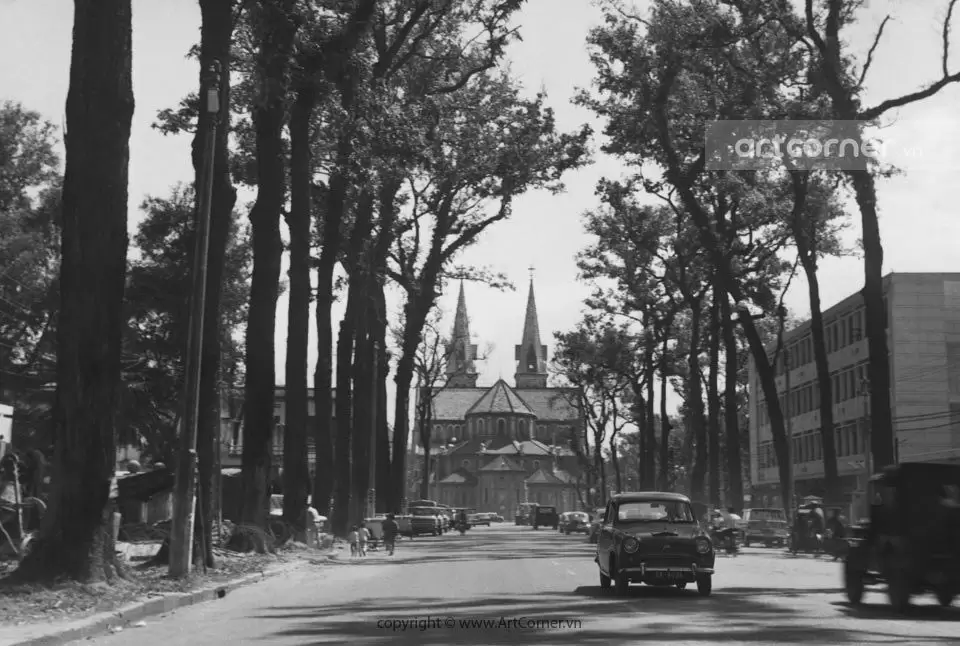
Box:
551;0;960;514
3;0;590;582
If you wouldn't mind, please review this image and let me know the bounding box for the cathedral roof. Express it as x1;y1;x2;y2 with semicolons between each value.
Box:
479;455;525;472
438;468;478;485
444;437;485;456
482;439;553;456
525;468;567;485
515;279;548;375
465;379;536;417
445;281;477;378
512;388;581;421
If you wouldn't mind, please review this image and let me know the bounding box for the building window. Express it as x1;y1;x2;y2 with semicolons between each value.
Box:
533;460;541;470
497;418;506;435
477;419;485;435
518;419;527;438
461;459;469;469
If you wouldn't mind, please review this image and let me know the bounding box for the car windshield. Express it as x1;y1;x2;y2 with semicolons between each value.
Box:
570;512;588;520
751;509;785;521
409;507;433;515
539;507;556;513
617;500;695;523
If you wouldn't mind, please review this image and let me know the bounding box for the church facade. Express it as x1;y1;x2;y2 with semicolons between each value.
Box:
407;279;585;517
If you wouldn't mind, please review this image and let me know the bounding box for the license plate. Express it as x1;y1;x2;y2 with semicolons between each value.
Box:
657;571;682;579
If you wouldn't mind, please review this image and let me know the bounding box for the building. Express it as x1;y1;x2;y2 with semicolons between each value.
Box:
407;279;585;515
748;272;960;510
220;386;334;485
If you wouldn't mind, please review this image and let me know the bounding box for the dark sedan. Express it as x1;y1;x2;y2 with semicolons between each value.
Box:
595;492;715;596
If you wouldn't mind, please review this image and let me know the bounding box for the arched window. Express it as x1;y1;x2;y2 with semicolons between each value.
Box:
446;424;453;441
533;460;541;471
434;424;442;437
461;459;470;469
477;419;485;435
497;418;506;435
518;419;527;438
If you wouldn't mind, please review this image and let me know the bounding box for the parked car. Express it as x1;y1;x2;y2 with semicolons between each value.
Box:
844;462;960;612
515;502;537;525
532;505;559;530
408;506;441;536
595;492;715;596
491;514;504;522
469;513;492;527
559;511;590;534
740;507;789;547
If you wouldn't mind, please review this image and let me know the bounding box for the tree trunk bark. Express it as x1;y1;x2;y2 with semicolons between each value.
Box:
609;433;622;492
15;0;134;583
687;297;707;502
643;335;657;489
237;0;297;546
593;436;607;505
331;287;357;536
707;286;721;507
848;172;894;469
281;83;314;530
374;285;391;512
659;335;671;491
350;284;373;525
193;0;237;567
720;293;743;512
797;244;841;503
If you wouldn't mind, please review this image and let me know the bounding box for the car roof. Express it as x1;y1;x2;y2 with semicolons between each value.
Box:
610;491;691;503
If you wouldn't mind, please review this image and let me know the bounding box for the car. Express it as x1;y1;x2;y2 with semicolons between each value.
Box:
491;514;504;522
532;505;559;530
515;502;537;525
559;511;590;534
468;513;491;527
740;507;789;547
595;492;715;596
408;506;441;536
844;462;960;613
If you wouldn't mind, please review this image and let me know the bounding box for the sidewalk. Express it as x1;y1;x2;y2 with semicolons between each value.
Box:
0;549;340;646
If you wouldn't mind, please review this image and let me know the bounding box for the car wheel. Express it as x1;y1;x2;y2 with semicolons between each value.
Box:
613;564;629;595
599;569;611;589
886;562;912;613
843;559;865;605
696;575;712;597
937;587;954;608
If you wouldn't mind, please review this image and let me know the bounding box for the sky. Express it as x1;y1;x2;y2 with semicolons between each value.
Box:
2;0;959;421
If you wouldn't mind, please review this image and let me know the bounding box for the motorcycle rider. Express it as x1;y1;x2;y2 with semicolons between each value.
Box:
714;507;741;552
457;508;468;533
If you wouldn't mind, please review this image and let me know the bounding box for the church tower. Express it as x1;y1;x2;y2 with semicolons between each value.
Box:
514;275;548;388
445;281;479;388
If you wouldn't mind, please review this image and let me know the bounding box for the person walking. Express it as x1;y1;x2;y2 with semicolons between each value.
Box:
347;526;359;558
358;521;370;557
382;513;399;556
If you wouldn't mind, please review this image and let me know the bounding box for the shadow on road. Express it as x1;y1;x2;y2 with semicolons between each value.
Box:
831;600;960;622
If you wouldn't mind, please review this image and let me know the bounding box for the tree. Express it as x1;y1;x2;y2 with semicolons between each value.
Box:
14;0;134;583
236;0;300;546
795;0;960;470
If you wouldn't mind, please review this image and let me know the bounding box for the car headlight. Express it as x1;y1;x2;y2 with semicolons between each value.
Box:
696;537;712;554
622;536;640;553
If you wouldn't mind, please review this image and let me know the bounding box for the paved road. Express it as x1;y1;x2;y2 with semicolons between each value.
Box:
74;524;960;645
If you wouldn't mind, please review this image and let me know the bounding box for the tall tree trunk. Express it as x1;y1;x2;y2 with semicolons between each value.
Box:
687;297;707;502
350;285;373;525
643;332;656;489
193;0;237;567
707;287;721;507
593;436;607;505
609;433;622;492
237;0;297;544
15;0;134;583
720;293;743;512
418;389;433;500
848;173;894;469
374;286;391;512
281;83;314;530
332;288;357;535
658;335;671;491
794;236;841;504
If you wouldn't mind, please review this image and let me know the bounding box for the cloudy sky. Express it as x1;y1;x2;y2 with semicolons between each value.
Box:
2;0;959;416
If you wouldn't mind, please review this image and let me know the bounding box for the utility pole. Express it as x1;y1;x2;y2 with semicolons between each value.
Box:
777;305;795;519
170;61;221;578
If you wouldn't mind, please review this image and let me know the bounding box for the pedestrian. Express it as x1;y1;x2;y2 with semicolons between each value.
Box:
347;525;359;558
358;521;370;557
382;513;399;556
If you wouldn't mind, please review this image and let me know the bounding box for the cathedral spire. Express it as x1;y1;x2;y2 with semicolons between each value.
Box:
515;275;548;388
446;280;478;387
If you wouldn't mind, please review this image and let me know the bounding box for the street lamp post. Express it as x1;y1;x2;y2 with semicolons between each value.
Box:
170;61;221;578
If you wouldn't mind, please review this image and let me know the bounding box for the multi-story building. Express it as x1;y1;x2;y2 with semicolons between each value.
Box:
748;272;960;510
405;279;585;515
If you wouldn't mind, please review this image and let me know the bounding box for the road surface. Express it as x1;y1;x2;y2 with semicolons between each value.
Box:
73;524;960;645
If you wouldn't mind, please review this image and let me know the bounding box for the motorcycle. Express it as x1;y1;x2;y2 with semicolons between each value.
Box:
711;526;739;555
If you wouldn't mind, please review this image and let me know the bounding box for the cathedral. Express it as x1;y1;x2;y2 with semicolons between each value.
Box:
408;278;585;517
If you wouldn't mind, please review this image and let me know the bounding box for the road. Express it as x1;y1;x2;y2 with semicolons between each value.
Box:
73;524;960;645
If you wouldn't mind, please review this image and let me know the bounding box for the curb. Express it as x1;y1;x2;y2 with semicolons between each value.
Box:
8;554;336;646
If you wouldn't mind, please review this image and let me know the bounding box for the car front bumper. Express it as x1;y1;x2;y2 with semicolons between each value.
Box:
619;562;715;577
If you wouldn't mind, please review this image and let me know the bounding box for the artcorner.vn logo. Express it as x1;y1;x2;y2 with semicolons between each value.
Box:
732;134;887;160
